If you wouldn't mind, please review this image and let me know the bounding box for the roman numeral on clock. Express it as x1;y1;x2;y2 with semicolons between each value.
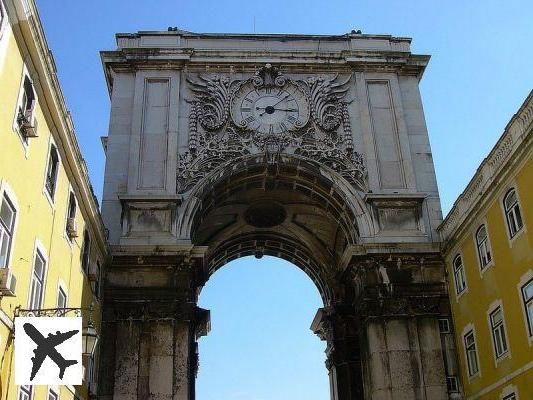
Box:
244;115;256;124
287;115;299;124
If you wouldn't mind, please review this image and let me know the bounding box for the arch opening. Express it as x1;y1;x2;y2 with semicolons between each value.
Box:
196;256;330;400
185;155;372;304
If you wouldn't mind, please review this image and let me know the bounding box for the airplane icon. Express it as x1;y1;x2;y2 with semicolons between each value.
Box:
23;323;79;380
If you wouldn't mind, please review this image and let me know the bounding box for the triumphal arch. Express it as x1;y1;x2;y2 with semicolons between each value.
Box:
99;30;458;399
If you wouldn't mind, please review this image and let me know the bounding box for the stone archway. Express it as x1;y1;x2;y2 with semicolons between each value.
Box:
184;154;372;303
99;153;450;400
99;35;456;399
187;155;370;399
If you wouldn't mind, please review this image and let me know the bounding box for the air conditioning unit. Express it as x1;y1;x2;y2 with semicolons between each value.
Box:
18;101;38;138
0;269;17;296
66;217;78;239
88;262;99;281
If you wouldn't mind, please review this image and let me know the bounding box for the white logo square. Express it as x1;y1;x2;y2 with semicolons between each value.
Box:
15;317;82;385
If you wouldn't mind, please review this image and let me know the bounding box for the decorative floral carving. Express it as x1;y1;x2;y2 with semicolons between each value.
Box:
177;126;252;193
307;74;351;131
294;127;366;190
178;65;367;194
186;74;231;131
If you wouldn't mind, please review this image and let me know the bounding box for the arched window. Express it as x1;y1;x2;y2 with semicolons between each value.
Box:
504;189;523;238
45;145;59;198
476;225;492;269
453;254;467;295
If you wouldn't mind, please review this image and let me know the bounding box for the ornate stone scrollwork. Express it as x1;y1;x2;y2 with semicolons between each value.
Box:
186;74;231;131
251;63;286;88
307;74;351;132
177;65;367;194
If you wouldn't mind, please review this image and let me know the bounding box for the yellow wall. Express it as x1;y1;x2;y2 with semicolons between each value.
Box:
0;8;104;400
444;154;533;399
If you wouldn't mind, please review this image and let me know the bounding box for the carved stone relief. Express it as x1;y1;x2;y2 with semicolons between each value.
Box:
177;64;366;194
122;201;176;236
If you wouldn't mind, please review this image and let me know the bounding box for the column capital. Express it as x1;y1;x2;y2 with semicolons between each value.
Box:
355;283;447;319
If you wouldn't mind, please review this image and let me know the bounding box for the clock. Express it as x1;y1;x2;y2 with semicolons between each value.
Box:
231;81;309;134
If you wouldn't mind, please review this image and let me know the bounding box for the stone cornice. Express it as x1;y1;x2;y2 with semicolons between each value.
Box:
114;30;412;50
6;0;108;253
439;90;533;248
100;31;429;96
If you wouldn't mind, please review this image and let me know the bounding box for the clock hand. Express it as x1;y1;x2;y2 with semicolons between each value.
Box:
259;93;292;116
255;107;297;112
273;108;298;112
271;93;292;108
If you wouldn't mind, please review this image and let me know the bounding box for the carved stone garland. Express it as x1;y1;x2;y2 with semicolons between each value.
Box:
177;65;367;194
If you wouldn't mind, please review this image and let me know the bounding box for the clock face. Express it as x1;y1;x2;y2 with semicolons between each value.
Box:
231;82;309;134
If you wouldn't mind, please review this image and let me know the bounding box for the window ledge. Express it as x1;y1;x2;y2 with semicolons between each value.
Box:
455;287;469;302
495;351;511;366
508;226;527;246
479;260;495;277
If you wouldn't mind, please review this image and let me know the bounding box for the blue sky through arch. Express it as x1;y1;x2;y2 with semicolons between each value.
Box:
197;256;328;400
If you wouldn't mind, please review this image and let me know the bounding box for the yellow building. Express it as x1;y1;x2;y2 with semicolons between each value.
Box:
439;91;533;400
0;0;107;399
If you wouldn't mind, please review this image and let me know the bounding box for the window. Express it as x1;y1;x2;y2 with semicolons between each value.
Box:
81;230;91;274
48;390;58;400
503;394;517;400
489;306;508;358
464;329;479;377
45;145;59;198
453;255;467;295
0;194;16;268
476;225;492;269
504;189;524;238
446;376;459;393
16;76;36;142
66;192;77;239
438;318;451;334
522;278;533;337
57;286;67;310
18;385;32;400
29;250;45;309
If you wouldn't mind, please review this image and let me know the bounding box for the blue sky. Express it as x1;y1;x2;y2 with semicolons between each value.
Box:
35;1;532;398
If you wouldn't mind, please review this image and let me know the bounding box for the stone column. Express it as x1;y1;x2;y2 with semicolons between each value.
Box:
358;285;448;400
98;254;209;400
99;301;209;400
312;306;364;400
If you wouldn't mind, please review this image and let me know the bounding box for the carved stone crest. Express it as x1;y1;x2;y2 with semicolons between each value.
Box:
177;65;367;194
